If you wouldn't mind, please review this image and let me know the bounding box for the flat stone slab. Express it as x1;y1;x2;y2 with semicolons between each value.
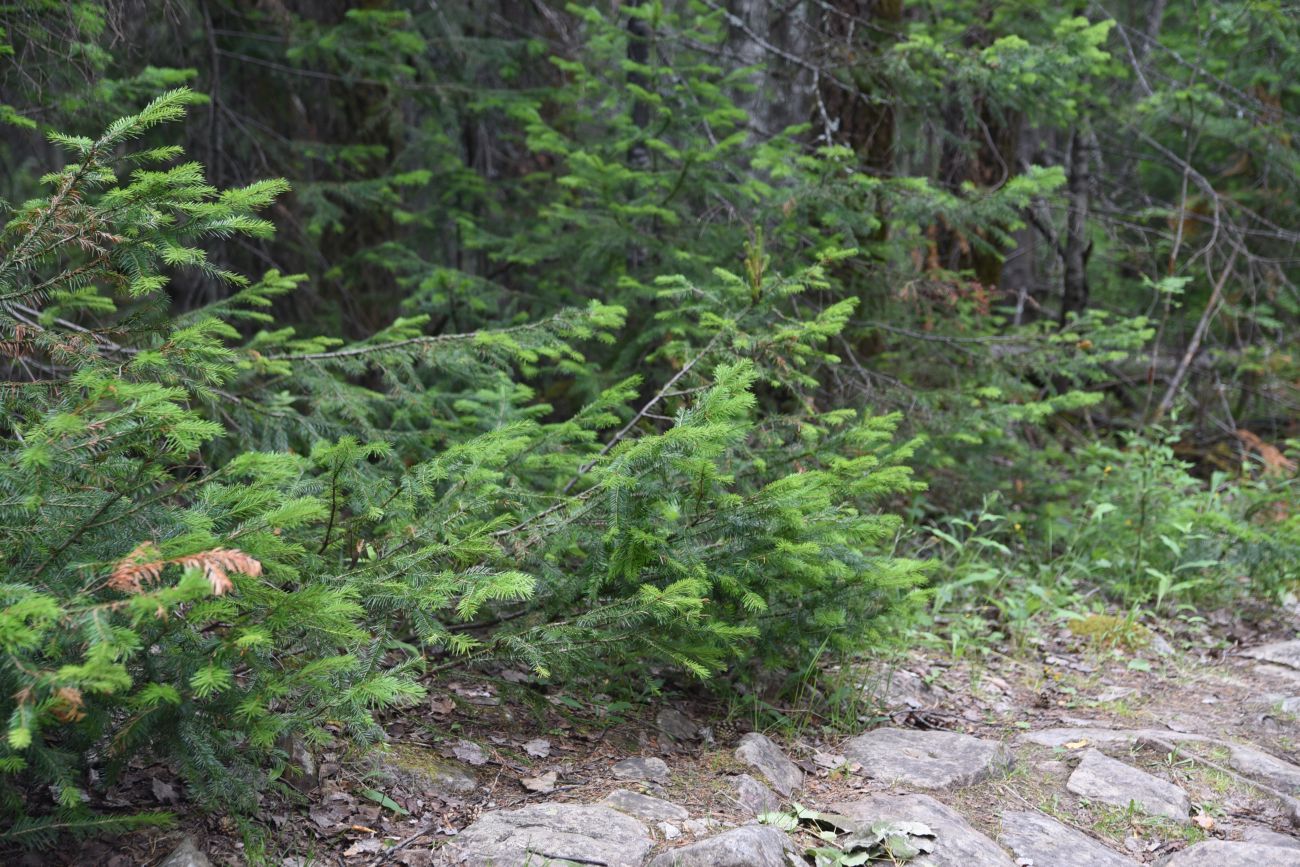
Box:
1244;829;1300;850
443;803;651;866
1067;749;1190;821
1000;810;1136;866
599;789;688;822
1094;686;1138;703
380;744;479;798
843;727;1011;790
611;756;670;783
734;732;802;796
1018;727;1209;749
646;826;793;867
1018;728;1146;749
1257;664;1300;688
1157;840;1300;866
830;793;1015;867
1243;642;1300;670
730;773;780;816
1230;745;1300;793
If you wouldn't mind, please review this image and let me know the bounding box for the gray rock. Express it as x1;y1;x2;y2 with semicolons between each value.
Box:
734;732;802;796
1034;759;1069;777
1161;713;1203;734
1230;745;1300;793
1017;728;1139;749
814;751;846;771
612;756;670;783
1244;642;1300;671
1066;749;1190;821
451;739;489;766
1017;727;1209;749
657;708;701;741
866;668;946;710
1157;840;1300;866
1061;715;1122;727
278;735;318;794
381;743;479;797
523;738;551;758
1244;828;1300;850
843;728;1011;790
682;817;726;836
830;793;1014;867
730;773;780;816
1254;695;1300;715
1000;810;1136;866
1094;686;1138;703
1258;664;1300;688
443;803;651;867
600;789;689;822
646;826;794;867
158;838;213;867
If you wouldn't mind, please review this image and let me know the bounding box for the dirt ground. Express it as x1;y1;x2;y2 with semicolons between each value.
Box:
15;599;1300;866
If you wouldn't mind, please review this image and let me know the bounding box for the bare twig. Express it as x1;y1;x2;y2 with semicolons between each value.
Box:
1153;246;1240;422
560;328;727;495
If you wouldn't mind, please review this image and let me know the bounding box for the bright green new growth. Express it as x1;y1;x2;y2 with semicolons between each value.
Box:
0;94;923;845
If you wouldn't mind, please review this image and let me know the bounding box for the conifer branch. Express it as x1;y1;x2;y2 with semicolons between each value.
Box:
265;312;586;362
560;327;730;495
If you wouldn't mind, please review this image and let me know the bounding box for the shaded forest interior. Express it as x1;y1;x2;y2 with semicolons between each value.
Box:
0;0;1297;856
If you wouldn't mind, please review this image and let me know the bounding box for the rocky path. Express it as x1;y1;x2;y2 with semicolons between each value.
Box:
434;723;1300;865
133;624;1300;867
428;636;1300;867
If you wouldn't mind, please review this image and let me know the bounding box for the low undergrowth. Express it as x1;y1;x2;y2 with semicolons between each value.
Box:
915;427;1299;660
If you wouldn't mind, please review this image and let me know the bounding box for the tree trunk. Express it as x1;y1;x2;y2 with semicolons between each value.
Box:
1004;120;1046;324
626;3;652;271
727;0;815;139
626;5;651;173
817;0;901;177
1059;124;1092;324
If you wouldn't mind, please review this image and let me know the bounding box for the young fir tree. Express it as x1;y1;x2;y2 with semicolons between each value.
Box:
0;92;926;845
0;89;426;845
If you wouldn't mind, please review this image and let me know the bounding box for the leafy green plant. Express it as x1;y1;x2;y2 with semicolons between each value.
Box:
761;802;936;865
917;426;1298;653
1065;427;1298;608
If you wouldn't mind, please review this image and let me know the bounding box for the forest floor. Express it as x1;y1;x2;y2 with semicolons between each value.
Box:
33;602;1300;866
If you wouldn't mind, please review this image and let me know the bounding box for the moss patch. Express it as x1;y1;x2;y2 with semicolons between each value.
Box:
1068;614;1151;651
